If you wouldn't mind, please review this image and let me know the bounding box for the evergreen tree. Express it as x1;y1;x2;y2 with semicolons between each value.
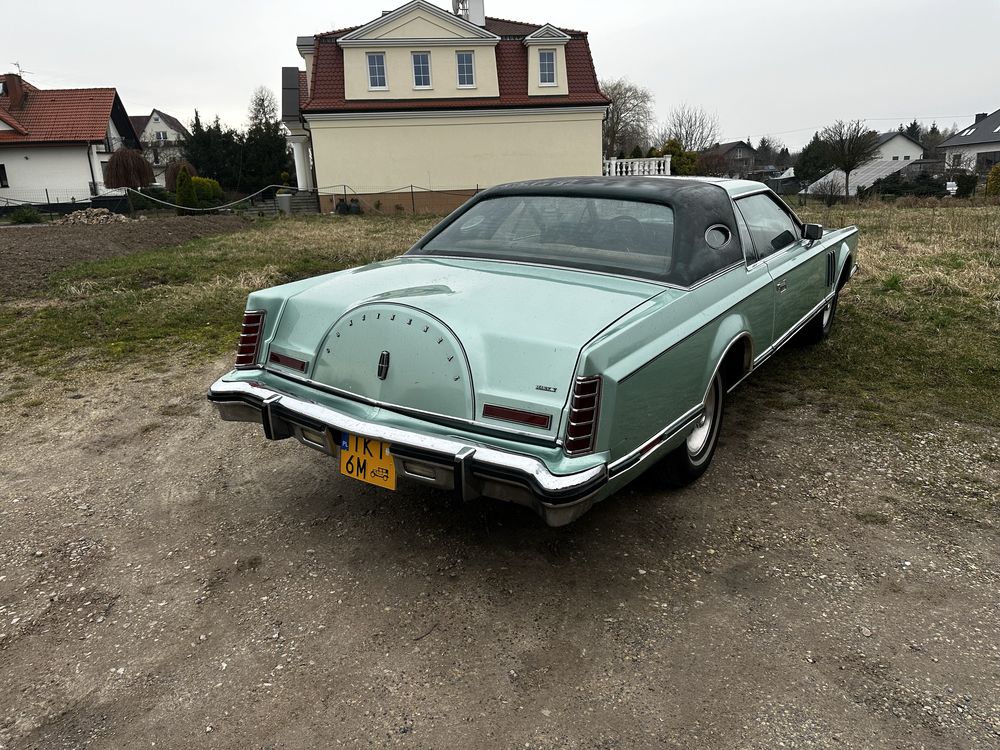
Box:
175;166;197;215
796;132;834;186
660;138;698;176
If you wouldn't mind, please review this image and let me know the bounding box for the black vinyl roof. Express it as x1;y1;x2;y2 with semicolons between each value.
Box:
414;177;745;287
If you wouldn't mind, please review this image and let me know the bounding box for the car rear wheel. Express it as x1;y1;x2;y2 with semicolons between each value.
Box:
660;370;724;486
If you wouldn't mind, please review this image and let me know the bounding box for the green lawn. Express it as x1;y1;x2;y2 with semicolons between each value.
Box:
2;206;998;426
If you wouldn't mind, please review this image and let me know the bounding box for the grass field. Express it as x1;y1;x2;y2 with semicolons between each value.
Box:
2;205;998;426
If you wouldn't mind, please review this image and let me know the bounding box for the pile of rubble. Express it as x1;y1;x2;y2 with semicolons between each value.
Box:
54;208;140;226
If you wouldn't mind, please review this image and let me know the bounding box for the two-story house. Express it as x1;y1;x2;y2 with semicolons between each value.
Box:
803;131;928;197
940;110;1000;174
0;73;139;203
129;109;191;185
699;141;756;179
282;0;609;212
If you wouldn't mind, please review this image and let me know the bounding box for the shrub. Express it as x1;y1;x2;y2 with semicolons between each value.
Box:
955;173;978;198
175;167;197;216
191;176;224;206
986;164;1000;197
10;206;43;224
104;148;154;189
165;159;198;192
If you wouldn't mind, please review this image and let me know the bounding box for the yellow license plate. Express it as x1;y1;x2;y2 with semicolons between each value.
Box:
339;433;396;490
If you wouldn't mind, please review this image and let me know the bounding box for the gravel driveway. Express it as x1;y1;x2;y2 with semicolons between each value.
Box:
1;358;997;749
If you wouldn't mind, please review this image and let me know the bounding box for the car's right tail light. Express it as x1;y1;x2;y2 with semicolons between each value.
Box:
235;310;265;369
565;375;601;455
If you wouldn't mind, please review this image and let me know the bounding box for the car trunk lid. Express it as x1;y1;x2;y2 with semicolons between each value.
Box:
267;257;669;437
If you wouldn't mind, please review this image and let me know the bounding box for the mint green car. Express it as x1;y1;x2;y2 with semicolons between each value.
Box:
209;177;858;525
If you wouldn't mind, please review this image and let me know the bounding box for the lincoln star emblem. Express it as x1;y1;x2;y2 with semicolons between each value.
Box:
377;350;390;380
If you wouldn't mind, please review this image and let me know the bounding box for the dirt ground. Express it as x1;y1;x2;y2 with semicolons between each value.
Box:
0;216;250;297
1;355;997;749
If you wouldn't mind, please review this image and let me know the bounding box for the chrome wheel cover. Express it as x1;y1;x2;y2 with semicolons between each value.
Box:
821;300;833;328
687;382;717;457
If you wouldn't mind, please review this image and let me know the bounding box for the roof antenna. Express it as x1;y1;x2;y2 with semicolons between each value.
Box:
10;61;33;77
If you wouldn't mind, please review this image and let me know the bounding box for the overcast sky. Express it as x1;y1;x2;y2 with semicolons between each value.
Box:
7;0;999;149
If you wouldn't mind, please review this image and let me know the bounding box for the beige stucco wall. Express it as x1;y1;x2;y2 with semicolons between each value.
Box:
308;108;605;192
372;14;466;39
526;45;568;96
342;46;499;100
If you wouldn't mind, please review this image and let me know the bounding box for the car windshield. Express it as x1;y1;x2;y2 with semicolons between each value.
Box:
417;195;677;282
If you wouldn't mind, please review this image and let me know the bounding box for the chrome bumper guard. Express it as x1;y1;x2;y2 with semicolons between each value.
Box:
208;378;608;526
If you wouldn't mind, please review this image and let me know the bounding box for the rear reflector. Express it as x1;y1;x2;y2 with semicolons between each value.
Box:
483;404;552;429
234;310;265;369
269;352;308;372
565;375;601;455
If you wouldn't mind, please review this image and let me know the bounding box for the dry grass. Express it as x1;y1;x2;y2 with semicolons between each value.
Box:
2;208;998;426
755;203;1000;425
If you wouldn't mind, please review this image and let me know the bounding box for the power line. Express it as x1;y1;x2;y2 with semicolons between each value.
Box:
724;114;976;143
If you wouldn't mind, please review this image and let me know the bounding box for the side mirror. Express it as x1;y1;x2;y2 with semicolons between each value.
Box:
803;223;824;241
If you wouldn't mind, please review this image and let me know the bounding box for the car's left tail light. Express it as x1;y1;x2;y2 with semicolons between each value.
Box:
564;375;601;455
235;310;265;369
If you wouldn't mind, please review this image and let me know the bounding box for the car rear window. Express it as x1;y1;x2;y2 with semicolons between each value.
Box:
418;195;676;281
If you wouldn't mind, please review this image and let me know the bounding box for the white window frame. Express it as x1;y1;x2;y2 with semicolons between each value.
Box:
367;52;388;90
456;50;476;88
154;131;168;141
411;51;432;89
539;49;557;86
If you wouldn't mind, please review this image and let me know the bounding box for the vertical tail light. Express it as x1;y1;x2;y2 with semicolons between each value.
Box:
234;310;265;369
565;375;601;455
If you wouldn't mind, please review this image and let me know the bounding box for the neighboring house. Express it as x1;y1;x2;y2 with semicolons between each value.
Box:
766;167;801;195
699;141;756;179
939;110;1000;173
872;131;924;162
282;0;609;212
0;73;139;203
129;109;191;185
804;131;926;196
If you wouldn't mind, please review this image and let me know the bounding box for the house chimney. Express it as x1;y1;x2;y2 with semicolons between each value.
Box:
975;112;988;123
3;74;25;110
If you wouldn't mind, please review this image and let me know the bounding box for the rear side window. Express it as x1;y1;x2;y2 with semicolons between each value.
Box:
736;193;801;259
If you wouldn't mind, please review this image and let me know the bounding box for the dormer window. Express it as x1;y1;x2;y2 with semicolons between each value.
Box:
367;52;387;90
456;51;475;88
539;49;556;86
412;52;431;89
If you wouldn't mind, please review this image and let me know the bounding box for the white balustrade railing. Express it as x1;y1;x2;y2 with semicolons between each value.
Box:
602;156;672;176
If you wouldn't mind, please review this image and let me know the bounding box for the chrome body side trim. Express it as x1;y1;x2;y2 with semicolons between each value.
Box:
608;405;703;476
752;289;836;369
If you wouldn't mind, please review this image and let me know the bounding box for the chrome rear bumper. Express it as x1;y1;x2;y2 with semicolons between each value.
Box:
208;378;608;526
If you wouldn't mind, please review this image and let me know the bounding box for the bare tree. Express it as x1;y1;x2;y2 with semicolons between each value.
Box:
600;78;655;158
812;175;844;206
820;120;878;200
663;103;721;152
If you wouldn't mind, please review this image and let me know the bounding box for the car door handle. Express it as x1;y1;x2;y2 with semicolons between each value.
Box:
776;280;787;293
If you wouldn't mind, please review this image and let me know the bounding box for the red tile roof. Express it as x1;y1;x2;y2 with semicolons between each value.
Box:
0;76;120;144
300;16;607;114
483;16;584;37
